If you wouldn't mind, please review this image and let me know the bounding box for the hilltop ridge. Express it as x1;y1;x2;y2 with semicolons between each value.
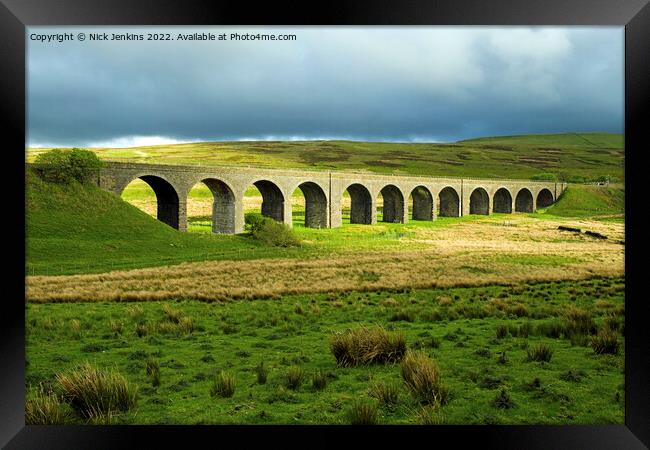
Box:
26;132;624;182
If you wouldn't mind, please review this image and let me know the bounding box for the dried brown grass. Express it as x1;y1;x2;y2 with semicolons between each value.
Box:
26;217;624;303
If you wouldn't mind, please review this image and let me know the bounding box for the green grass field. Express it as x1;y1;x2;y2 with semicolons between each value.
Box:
26;278;624;425
26;132;624;182
24;133;626;425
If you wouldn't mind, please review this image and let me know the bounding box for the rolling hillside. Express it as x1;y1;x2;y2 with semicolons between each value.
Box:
25;168;268;275
26;132;624;182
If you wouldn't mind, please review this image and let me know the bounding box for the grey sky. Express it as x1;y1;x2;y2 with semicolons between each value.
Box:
27;26;624;147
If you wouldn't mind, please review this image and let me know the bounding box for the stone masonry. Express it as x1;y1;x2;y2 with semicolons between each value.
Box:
98;162;567;233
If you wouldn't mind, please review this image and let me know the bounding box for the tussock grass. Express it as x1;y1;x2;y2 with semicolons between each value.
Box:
162;304;183;323
145;357;160;386
347;400;379;425
69;319;81;338
250;217;301;248
369;381;400;409
136;317;194;337
401;351;449;405
56;362;138;419
590;329;620;355
254;362;268;384
508;303;529;317
603;314;622;333
311;370;328;391
526;344;554;362
330;326;406;367
416;405;445;425
559;369;586;382
135;323;148;337
491;389;516;409
284;366;305;390
389;311;415;322
109;320;123;335
210;371;236;398
564;307;597;336
25;385;68;425
126;304;144;320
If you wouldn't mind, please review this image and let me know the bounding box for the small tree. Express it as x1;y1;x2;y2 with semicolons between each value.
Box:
244;214;301;247
34;148;103;184
252;218;301;247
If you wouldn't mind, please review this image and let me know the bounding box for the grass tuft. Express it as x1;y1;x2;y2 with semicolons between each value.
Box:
495;324;509;339
56;362;138;419
416;405;445;425
25;385;69;425
254;361;268;384
400;350;449;405
162;304;183;323
330;326;406;367
526;344;554;362
284;366;305;390
210;371;236;398
369;381;400;409
491;388;516;409
590;328;620;355
145;357;160;387
311;370;328;391
347;399;379;425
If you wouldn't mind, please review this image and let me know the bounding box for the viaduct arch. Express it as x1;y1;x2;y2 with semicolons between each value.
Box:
410;186;434;221
98;162;565;234
493;188;513;214
515;188;534;213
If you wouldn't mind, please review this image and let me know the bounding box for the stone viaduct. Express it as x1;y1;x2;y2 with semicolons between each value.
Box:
97;162;567;234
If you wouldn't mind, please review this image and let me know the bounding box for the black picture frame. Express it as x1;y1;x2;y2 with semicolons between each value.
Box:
2;0;648;448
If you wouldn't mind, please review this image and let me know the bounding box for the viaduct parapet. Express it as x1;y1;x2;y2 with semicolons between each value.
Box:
97;161;567;233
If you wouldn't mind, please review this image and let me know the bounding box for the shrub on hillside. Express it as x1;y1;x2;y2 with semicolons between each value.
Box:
34;148;103;184
244;212;267;233
249;216;300;247
531;173;557;181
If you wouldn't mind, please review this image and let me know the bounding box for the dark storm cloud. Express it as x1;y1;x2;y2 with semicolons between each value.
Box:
26;27;623;147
